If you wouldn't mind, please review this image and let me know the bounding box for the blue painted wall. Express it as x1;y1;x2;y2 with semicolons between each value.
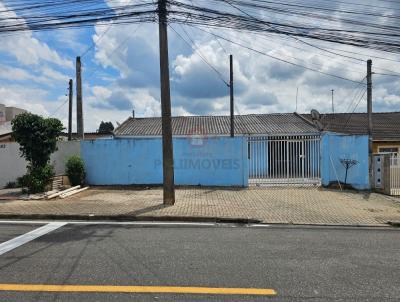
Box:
321;132;369;190
81;137;248;187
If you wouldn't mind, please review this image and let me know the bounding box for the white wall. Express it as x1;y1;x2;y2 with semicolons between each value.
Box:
0;141;80;188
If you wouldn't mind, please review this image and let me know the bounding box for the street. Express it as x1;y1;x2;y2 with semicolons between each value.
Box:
0;221;399;301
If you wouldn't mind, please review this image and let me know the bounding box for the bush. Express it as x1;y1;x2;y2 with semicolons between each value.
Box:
4;181;18;189
66;156;86;186
19;165;55;193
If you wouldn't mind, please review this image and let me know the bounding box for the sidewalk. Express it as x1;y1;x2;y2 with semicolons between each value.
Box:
0;187;399;225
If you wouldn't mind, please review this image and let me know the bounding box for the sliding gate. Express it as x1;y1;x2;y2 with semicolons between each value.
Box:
248;135;321;185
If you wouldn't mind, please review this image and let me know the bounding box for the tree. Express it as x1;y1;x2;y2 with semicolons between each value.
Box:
12;113;64;193
98;121;114;134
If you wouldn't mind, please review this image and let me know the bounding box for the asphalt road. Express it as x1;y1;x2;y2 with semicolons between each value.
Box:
0;222;399;302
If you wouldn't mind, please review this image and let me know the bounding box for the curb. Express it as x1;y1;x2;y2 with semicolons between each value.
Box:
0;214;397;228
0;214;261;224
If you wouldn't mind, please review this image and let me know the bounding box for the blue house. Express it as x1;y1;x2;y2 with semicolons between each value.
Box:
81;111;400;190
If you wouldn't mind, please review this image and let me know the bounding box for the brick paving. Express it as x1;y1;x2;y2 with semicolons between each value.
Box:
0;187;399;225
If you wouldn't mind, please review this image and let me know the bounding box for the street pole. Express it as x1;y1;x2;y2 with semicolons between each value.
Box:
367;59;373;190
331;89;334;113
76;56;84;140
230;54;234;137
68;79;73;141
158;0;175;205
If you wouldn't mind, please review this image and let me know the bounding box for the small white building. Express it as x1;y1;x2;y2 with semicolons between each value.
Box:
0;104;26;125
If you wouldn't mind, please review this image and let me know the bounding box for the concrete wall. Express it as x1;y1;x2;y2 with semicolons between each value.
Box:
81;137;248;187
50;141;81;175
321;132;369;190
0;141;80;188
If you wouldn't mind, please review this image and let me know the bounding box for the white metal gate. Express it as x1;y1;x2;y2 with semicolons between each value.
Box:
389;155;400;195
248;135;321;185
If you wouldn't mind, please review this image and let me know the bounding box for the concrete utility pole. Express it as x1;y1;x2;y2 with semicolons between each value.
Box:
230;54;234;137
76;56;84;140
367;59;373;190
158;0;175;205
68;79;73;141
331;89;334;113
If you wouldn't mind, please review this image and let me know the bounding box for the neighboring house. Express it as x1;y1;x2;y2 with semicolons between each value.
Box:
59;132;112;141
0;104;27;125
302;112;400;155
0;104;27;142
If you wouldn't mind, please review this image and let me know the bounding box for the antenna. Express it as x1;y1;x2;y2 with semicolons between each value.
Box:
331;89;334;113
295;87;299;112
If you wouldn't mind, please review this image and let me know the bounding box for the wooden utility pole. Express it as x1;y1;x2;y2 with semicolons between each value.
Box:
68;79;73;141
158;0;175;205
230;54;234;137
367;59;373;190
76;56;84;140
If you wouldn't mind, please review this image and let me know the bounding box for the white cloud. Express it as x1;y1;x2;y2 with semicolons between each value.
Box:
1;0;400;132
0;2;72;69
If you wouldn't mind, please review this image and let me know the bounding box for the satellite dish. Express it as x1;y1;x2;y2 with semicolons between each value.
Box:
311;109;321;120
314;120;324;130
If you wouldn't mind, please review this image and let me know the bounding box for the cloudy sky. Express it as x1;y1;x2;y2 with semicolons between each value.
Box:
0;0;399;131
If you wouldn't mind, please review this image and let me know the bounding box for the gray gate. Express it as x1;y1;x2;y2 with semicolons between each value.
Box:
248;135;321;185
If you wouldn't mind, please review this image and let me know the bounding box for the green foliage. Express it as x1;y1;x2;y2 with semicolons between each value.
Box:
18;165;55;194
11;113;63;193
66;155;86;186
98;121;114;134
12;113;64;168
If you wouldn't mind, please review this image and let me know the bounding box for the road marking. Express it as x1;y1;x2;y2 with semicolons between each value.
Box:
0;222;66;255
0;220;216;227
0;284;277;296
249;224;271;228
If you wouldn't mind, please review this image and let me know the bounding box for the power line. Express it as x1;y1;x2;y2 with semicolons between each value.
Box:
344;89;367;129
84;23;142;82
194;25;366;85
220;0;365;62
169;24;229;86
343;76;367;114
49;97;69;117
80;22;113;58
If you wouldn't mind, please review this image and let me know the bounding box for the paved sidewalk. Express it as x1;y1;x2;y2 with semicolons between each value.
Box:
0;187;399;225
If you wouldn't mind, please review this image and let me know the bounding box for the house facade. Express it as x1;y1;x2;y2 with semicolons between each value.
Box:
78;111;400;190
113;113;322;186
302;112;400;156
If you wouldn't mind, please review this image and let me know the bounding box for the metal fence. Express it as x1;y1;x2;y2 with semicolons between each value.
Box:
248;135;321;185
390;155;400;195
